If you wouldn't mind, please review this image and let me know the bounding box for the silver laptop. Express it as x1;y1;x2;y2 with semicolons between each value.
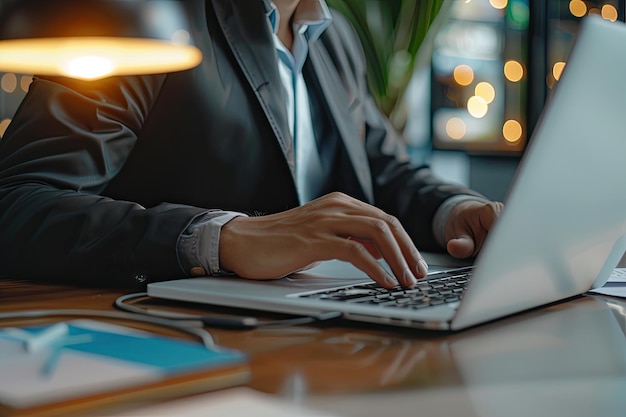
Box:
148;16;626;331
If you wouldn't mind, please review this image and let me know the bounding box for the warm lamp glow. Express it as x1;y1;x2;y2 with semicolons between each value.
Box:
65;56;115;80
0;0;203;79
0;37;202;80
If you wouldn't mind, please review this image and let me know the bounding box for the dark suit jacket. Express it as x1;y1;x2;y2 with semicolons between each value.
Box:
0;0;481;286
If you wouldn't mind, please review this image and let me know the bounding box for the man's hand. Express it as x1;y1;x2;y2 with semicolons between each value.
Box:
445;200;504;259
219;192;428;289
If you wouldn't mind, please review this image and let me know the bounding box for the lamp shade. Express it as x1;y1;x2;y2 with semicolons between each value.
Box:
0;0;203;80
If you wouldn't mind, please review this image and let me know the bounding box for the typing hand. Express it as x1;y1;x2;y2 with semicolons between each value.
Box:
218;192;428;289
445;200;504;259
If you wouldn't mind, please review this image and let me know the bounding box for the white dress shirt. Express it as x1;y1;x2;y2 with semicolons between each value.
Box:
268;0;331;203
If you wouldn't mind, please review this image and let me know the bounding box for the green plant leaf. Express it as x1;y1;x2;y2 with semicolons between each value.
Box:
326;0;445;121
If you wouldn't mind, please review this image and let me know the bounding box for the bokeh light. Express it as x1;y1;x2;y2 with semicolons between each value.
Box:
446;118;466;140
453;64;475;86
504;60;524;82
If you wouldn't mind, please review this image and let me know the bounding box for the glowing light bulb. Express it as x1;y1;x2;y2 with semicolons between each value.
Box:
63;56;115;80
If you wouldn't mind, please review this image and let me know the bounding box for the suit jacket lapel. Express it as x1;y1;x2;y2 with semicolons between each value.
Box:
308;44;374;202
210;0;297;180
211;0;373;202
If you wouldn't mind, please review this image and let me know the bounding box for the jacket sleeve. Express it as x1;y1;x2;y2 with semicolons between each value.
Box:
328;13;485;251
0;75;206;286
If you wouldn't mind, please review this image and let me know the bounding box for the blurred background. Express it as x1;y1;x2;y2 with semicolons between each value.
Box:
328;0;624;200
0;0;623;201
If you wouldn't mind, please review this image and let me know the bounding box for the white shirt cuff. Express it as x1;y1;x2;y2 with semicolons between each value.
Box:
177;211;248;276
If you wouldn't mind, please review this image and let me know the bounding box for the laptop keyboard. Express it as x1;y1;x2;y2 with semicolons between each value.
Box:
296;266;474;309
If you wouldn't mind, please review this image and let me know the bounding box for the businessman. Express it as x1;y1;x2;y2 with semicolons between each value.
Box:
0;0;502;288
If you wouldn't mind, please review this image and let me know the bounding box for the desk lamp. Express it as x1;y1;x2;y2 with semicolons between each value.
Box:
0;0;202;80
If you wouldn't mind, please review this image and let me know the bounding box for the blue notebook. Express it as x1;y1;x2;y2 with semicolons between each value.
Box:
0;320;249;415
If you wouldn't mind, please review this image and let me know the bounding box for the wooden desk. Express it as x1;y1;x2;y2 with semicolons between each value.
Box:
2;278;626;417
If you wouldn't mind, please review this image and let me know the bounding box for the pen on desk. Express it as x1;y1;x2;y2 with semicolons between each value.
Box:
23;322;69;353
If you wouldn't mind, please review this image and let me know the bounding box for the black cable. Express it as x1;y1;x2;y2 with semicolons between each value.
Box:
114;292;342;330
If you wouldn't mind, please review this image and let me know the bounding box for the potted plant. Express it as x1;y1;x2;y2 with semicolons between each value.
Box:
326;0;448;129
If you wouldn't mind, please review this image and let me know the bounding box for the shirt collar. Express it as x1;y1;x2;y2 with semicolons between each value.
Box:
266;0;332;42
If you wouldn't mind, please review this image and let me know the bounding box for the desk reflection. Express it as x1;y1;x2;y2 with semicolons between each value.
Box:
227;325;457;395
304;295;626;417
